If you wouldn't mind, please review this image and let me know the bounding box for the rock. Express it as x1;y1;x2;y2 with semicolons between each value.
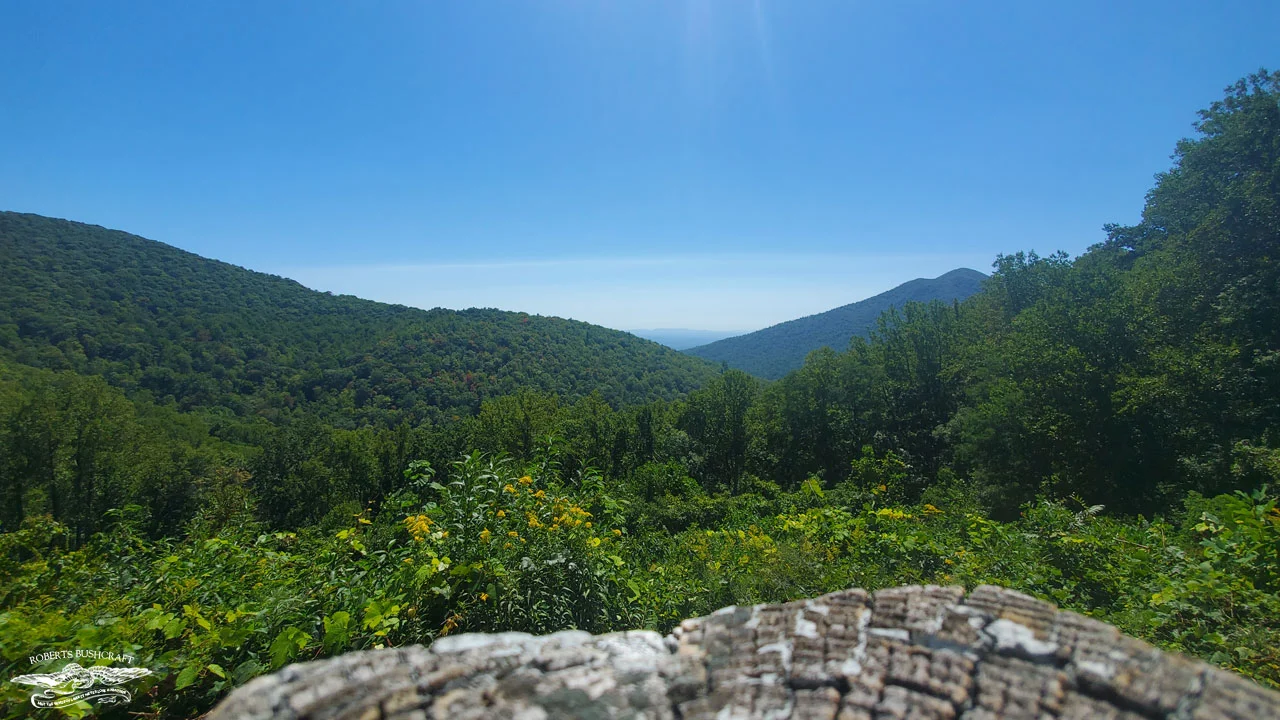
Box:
208;585;1280;720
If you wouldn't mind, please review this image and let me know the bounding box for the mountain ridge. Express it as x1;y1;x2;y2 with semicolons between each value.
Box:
684;268;987;379
0;211;720;426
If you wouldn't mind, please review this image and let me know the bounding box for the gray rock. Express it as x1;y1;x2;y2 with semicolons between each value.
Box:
208;585;1280;720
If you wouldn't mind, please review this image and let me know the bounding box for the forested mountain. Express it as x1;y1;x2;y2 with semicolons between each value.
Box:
0;212;719;427
3;72;1280;718
684;268;986;378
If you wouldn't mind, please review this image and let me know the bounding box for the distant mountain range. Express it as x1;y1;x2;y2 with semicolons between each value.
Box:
628;328;744;350
684;268;987;379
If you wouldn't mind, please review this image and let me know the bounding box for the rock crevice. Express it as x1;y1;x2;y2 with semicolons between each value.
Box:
209;585;1280;720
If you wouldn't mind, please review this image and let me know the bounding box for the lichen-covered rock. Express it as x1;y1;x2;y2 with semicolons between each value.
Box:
208;585;1280;720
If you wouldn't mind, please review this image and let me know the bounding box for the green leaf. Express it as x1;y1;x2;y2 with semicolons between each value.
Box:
174;664;200;690
162;617;186;639
323;611;352;653
269;627;313;669
206;663;226;679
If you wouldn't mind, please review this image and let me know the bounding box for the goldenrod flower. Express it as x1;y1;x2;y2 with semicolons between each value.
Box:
404;514;432;539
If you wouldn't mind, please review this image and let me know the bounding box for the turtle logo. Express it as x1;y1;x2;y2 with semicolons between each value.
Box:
11;662;153;709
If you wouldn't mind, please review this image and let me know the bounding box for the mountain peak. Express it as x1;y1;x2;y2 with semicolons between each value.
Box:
684;269;987;379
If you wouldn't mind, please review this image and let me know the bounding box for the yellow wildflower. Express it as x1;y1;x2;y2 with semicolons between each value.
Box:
440;613;462;636
508;531;519;537
496;509;506;518
479;529;492;542
504;484;517;494
479;592;489;601
534;489;546;499
518;475;533;485
404;514;432;539
923;503;942;515
585;521;592;529
613;529;622;536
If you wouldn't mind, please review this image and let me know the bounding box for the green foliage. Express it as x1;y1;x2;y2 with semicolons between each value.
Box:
4;71;1280;718
686;268;986;379
0;211;718;428
8;470;1278;719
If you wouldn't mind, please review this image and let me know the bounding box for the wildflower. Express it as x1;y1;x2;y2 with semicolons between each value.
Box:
508;531;519;537
503;484;517;494
479;529;492;542
585;521;592;529
613;529;622;536
527;513;542;529
496;509;506;518
404;514;432;539
440;613;462;636
504;542;513;549
534;489;546;500
479;592;489;601
518;475;533;485
440;530;449;538
923;503;942;515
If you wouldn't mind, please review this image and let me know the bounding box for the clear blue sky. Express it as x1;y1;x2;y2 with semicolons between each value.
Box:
2;1;1276;331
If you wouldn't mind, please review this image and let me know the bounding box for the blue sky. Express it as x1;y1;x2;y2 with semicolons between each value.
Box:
2;1;1277;331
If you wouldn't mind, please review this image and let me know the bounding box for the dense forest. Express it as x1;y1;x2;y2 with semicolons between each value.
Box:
1;71;1278;718
0;211;720;427
685;267;987;378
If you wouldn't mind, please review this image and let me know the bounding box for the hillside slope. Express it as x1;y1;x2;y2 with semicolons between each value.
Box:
685;268;986;378
0;212;719;426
